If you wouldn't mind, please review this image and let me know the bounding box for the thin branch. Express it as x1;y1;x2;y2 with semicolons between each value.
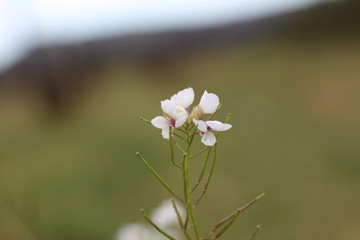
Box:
188;123;195;131
171;199;184;229
141;209;176;240
224;112;232;123
178;128;187;134
169;128;183;169
195;144;218;205
214;214;238;239
192;147;212;193
172;200;192;240
189;147;209;159
174;141;186;154
184;212;189;230
173;133;187;142
209;193;265;238
136;152;184;203
189;127;198;147
248;225;261;240
212;193;265;232
140;117;151;124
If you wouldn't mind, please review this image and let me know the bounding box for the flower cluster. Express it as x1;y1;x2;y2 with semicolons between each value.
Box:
151;88;232;146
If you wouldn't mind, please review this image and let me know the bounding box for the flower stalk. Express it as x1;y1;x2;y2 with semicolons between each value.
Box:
183;124;200;240
169;127;182;169
134;88;264;240
136;152;184;203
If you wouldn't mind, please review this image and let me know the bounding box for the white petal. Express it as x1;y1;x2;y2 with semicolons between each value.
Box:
151;116;169;129
193;119;208;132
214;123;232;131
201;131;216;146
161;127;170;139
199;90;220;114
170;87;194;108
172;106;188;120
206;120;232;131
175;116;187;128
161;100;176;115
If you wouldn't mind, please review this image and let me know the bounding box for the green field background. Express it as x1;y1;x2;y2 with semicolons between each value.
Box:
1;37;360;240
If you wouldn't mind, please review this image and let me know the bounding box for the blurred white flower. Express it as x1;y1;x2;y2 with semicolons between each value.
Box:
115;199;185;240
193;119;232;146
115;223;157;240
151;88;194;138
151;199;185;229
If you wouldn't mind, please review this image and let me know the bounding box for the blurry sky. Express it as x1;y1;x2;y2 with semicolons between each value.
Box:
0;0;335;72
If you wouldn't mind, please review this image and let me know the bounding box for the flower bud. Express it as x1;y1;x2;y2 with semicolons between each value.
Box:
189;106;203;121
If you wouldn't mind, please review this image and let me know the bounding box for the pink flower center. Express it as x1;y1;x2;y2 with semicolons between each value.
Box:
170;118;176;127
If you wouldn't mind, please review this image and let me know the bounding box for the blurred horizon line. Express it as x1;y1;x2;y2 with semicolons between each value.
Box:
0;0;334;73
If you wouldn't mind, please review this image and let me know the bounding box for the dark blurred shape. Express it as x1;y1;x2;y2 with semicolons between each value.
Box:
0;0;359;117
285;0;360;40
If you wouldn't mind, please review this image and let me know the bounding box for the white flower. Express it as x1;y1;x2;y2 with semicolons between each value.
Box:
193;119;232;146
151;199;185;229
169;87;194;109
115;223;156;240
161;87;194;125
115;199;185;240
198;90;220;115
151;116;172;139
152;88;194;139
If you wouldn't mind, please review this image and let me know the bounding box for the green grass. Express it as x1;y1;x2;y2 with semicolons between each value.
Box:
1;38;360;240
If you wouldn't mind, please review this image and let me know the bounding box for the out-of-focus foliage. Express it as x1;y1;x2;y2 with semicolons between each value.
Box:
0;1;360;240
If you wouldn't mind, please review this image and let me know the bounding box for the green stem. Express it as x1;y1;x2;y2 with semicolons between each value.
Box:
189;127;198;147
175;141;186;154
140;117;151;124
184;213;189;230
171;199;184;229
189;147;209;159
183;126;200;240
248;225;261;240
169;128;182;169
141;209;176;240
173;133;187;142
214;213;238;239
195;143;218;205
136;152;184;203
210;193;265;238
172;199;192;240
178;128;187;134
192;147;212;193
224;113;232;123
